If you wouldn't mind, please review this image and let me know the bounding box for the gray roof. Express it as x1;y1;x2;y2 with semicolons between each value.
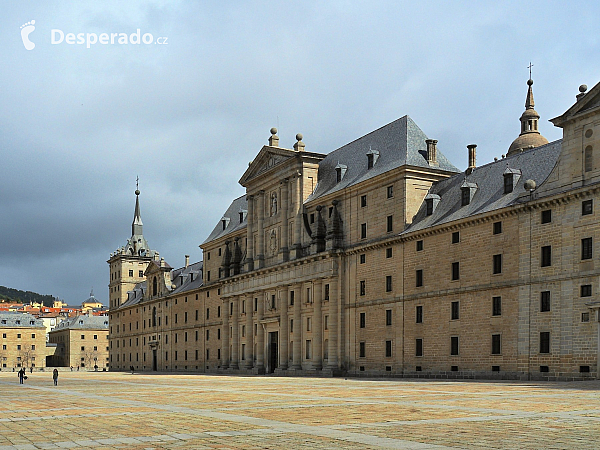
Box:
52;314;109;331
203;195;248;244
404;139;562;234
307;116;459;201
118;261;204;310
0;312;44;328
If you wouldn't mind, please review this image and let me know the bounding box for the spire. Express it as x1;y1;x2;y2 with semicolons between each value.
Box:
132;180;143;237
507;72;549;156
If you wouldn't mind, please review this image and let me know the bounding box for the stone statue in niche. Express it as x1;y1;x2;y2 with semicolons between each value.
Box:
269;229;277;255
270;192;277;216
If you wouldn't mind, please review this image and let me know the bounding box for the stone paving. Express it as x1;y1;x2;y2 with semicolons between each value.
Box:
0;371;599;449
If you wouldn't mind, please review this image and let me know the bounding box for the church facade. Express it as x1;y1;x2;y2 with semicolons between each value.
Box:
108;79;600;380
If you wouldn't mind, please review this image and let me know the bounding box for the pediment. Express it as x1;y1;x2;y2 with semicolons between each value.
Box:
239;146;296;187
551;81;600;127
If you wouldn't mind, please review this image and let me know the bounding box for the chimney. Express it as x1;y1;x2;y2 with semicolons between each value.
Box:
467;144;477;174
268;127;279;147
293;133;305;151
185;255;189;268
425;139;438;166
160;258;165;268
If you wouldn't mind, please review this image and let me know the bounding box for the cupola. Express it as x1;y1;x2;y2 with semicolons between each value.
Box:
507;78;549;156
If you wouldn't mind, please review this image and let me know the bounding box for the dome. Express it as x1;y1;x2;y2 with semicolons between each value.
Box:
508;132;549;155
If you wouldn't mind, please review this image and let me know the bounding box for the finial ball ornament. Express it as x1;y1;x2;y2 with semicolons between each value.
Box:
524;179;536;191
270;127;277;135
296;133;303;141
579;84;588;93
135;189;140;195
527;79;533;86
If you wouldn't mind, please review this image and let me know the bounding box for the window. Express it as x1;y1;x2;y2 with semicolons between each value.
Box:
416;240;423;251
541;246;552;267
31;345;35;350
386;247;392;258
426;199;434;216
492;296;501;316
360;223;367;239
452;231;460;244
582;312;590;322
306;317;311;332
416;306;423;323
585;145;593;172
541;209;552;224
359;312;366;328
361;195;367;207
359;342;366;357
290;291;295;306
493;221;502;234
305;340;312;359
385;309;392;326
491;334;501;354
451;301;459;320
581;284;592;297
461;188;471;206
416;269;423;287
324;284;330;301
493;254;502;274
539;332;550;353
217;306;221;317
387;185;393;198
385;340;392;358
386;215;393;232
360;280;366;296
503;174;513;194
415;338;423;357
451;262;460;280
450;336;459;355
129;269;134;277
385;276;392;292
206;330;209;341
581;237;593;260
582;199;593;215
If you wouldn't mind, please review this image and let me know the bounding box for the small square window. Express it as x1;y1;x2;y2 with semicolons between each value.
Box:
541;209;552;224
582;312;590;322
386;247;392;258
361;195;367;207
416;240;423;251
582;199;593;216
452;231;460;244
581;284;592;297
493;221;502;234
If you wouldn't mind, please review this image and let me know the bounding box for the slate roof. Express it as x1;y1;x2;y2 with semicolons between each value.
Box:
50;314;109;331
202;195;248;244
0;312;44;328
404;140;562;234
307;116;459;201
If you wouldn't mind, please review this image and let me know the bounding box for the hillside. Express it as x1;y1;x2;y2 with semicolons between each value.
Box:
0;286;54;307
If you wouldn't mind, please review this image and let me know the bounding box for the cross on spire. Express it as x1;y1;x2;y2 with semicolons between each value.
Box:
136;175;139;191
527;62;534;80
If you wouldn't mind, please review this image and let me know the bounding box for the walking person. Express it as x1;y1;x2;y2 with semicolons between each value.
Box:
18;367;25;384
52;369;59;386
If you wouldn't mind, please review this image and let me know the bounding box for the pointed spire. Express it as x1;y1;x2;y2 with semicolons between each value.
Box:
132;182;143;237
525;78;535;109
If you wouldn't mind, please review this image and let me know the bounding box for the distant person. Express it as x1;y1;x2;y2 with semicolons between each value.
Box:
94;364;98;371
70;366;73;371
30;367;33;374
130;365;134;374
18;368;25;384
77;366;79;371
53;369;59;386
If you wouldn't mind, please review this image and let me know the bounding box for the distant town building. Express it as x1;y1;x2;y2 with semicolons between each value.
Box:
0;312;53;369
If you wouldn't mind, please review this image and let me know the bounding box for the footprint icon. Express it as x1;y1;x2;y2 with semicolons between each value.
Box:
20;20;36;50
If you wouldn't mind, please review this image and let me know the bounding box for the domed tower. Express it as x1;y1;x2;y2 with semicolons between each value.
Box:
507;78;549;156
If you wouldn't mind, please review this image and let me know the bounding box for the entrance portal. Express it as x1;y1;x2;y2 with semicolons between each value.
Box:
268;331;278;374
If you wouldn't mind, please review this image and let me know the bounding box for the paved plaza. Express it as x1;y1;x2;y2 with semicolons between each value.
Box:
0;371;599;449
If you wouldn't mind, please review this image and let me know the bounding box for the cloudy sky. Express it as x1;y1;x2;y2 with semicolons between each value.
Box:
1;1;599;306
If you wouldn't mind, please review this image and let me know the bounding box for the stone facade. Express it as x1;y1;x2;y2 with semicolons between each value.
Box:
48;315;109;368
0;312;51;369
108;80;600;380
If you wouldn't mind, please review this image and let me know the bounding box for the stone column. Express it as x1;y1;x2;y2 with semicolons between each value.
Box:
245;295;253;369
222;299;229;369
279;286;289;370
246;195;254;271
313;279;323;370
327;279;338;370
256;191;265;268
256;292;265;373
281;179;289;261
231;298;239;369
293;173;303;259
291;283;302;369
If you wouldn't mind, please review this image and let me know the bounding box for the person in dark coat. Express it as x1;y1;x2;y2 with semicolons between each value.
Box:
18;368;25;384
52;369;59;386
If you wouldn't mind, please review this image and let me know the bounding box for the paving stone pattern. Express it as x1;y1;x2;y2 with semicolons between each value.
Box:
0;371;599;449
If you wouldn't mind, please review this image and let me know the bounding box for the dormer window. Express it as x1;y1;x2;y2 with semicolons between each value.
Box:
424;194;440;216
239;210;247;223
366;148;380;169
335;163;347;183
460;181;478;206
221;217;230;230
503;168;521;194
